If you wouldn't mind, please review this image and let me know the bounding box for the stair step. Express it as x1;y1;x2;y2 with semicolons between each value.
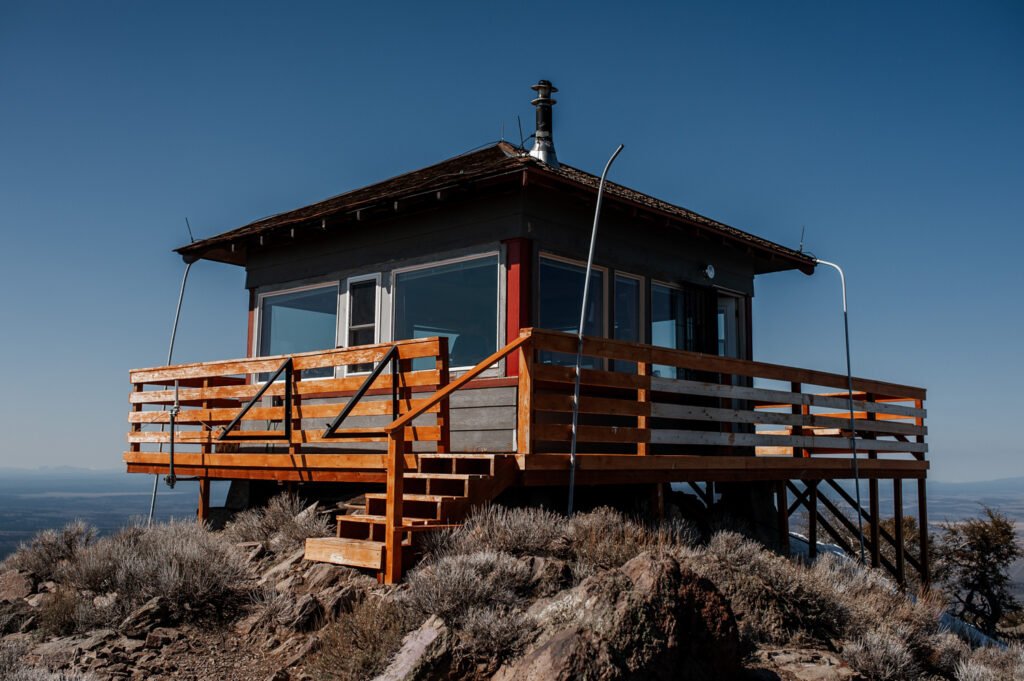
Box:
305;537;384;571
337;514;434;525
417;453;496;459
363;493;460;502
403;473;482;480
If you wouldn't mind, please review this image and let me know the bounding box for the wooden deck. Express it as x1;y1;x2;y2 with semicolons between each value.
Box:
124;328;929;584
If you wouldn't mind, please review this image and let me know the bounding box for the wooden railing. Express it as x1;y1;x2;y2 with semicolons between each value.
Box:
517;328;927;459
128;337;452;460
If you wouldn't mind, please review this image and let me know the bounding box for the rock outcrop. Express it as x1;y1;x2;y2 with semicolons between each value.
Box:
494;552;742;681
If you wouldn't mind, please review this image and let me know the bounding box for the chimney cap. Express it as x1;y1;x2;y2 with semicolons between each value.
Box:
528;79;558;167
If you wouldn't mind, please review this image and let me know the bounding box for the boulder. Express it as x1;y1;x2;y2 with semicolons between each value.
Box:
119;597;171;638
282;593;322;632
259;547;306;586
495;552;742;681
0;570;33;602
372;615;451;681
144;627;182;649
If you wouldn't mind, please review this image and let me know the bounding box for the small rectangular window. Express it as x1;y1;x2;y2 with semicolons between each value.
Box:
258;285;338;379
346;276;380;373
651;282;694;379
613;274;642;372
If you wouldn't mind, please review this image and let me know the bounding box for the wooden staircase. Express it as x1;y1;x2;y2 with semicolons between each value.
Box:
304;453;517;578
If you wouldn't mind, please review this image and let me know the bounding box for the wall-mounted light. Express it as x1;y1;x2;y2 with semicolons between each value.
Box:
703;264;716;280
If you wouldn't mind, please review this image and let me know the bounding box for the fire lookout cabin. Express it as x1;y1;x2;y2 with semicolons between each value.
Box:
125;81;930;585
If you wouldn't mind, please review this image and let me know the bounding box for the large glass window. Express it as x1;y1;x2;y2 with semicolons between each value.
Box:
258;285;338;379
651;283;694;378
394;255;499;369
538;257;605;366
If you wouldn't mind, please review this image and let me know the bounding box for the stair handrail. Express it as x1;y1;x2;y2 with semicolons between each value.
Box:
379;330;532;584
322;344;400;438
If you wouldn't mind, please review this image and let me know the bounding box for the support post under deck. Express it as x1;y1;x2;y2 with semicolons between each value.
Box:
893;478;906;585
917;477;930;585
776;481;790;555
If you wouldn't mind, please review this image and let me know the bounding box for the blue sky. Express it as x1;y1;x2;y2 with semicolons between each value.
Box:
0;2;1021;482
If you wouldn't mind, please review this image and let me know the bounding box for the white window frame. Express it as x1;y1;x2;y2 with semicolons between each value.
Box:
390;251;505;373
253;281;341;380
341;273;382;376
537;252;609;338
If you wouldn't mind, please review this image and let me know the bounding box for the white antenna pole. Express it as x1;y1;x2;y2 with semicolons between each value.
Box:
814;258;867;565
148;259;194;524
568;144;624;515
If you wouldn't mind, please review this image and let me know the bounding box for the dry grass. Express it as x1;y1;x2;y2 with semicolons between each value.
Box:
312;593;417;681
1;521;95;581
687;532;843;645
842;624;921;681
0;639;97;680
451;606;534;678
222;494;331;554
68;520;246;621
424;505;698;582
955;643;1024;681
403;550;534;622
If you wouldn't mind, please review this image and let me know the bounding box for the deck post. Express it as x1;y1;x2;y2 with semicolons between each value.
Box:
893;478;906;585
384;433;405;584
516;336;533;456
197;477;210;525
790;382;808;457
808;482;818;560
917;477;930;585
435;339;451;454
776;481;790;555
637;359;651;455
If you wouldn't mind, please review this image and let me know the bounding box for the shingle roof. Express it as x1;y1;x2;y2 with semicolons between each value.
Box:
177;142;815;274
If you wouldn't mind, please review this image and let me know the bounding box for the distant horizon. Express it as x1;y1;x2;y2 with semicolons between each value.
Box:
0;465;1020;488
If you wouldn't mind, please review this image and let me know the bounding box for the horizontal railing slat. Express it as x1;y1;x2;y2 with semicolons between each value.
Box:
130;370;441;405
649;402;925;437
130;338;440;384
129;399;439;425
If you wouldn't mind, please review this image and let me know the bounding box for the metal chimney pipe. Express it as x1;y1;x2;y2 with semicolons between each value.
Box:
529;80;559;168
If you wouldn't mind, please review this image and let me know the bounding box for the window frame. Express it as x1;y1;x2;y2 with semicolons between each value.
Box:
253;281;341;380
390;251;505;374
612;271;645;344
341;272;382;376
536;252;609;338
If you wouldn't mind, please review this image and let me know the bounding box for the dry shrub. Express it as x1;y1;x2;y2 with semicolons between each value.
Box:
930;631;971;675
60;520;247;626
842;624;921;680
0;639;97;680
957;643;1024;681
437;505;567;558
403;550;533;622
250;584;294;629
955;659;1000;681
313;593;417;681
2;521;95;581
568;507;698;579
452;606;534;678
222;493;331;553
689;532;841;645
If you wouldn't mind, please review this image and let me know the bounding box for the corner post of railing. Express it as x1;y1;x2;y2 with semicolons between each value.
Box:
516;330;534;456
384;431;405;584
435;337;451;454
637;349;651;456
